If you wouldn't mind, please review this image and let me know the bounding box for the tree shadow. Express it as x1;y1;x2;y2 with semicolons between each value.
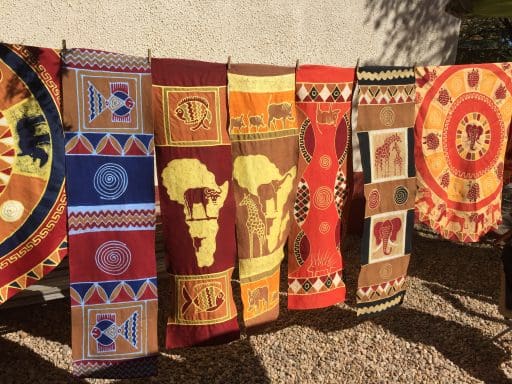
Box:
372;306;511;383
0;337;86;383
363;0;461;65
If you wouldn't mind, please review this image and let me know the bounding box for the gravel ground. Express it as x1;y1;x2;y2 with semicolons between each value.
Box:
1;233;512;384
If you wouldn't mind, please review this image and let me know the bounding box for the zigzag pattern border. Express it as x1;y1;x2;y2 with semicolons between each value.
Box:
356;291;405;316
72;355;158;378
63;49;150;72
357;69;415;81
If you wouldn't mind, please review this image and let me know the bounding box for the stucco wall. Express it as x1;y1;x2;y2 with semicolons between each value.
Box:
0;0;460;66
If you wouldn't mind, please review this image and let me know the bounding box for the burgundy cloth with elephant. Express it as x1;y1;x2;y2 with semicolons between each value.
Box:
151;58;239;348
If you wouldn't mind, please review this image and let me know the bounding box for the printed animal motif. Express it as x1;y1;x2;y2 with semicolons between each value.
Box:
268;102;294;130
485;203;500;224
181;284;225;314
249;114;264;131
416;187;436;215
90;312;139;352
465;123;483;151
374;218;402;255
257;172;293;215
416;67;437;88
183;187;221;220
374;133;401;177
239;193;267;258
392;141;404;175
315;104;340;127
230;114;246;133
16;115;50;167
248;286;268;313
175;96;212;131
437;203;466;232
469;212;485;234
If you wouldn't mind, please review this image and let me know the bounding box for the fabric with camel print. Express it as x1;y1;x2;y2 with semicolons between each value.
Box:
356;66;416;316
415;64;512;242
287;65;354;310
152;59;239;348
228;64;298;327
0;44;67;305
63;49;158;378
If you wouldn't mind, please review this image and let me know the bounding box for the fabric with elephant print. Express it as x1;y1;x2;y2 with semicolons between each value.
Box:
0;44;67;304
356;66;416;316
287;65;354;310
228;64;298;328
63;49;158;378
415;64;512;242
151;59;239;348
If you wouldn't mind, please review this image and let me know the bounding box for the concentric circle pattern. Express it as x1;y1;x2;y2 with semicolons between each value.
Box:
94;240;132;275
93;162;128;200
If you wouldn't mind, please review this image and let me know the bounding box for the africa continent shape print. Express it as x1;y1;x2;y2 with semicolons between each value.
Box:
415;64;512;242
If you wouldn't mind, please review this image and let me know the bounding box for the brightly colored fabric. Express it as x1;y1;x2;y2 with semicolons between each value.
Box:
151;58;240;348
0;44;67;304
287;65;354;309
228;64;298;327
356;66;416;316
415;64;512;242
62;49;158;378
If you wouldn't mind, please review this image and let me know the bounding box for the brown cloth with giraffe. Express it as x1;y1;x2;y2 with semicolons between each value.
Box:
228;64;299;328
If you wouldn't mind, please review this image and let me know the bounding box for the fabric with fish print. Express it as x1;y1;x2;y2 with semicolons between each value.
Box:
0;44;67;305
228;64;298;328
356;66;416;316
151;58;239;348
62;48;158;378
415;64;512;242
288;65;354;309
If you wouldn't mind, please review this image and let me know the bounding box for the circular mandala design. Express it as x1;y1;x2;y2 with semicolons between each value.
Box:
93;162;128;200
313;186;333;210
443;92;504;179
95;240;132;275
0;200;24;222
319;222;330;234
379;263;393;280
393;186;409;205
368;189;380;210
379;106;395;127
319;155;332;169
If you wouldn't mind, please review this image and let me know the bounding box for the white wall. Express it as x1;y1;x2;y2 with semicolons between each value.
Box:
0;0;461;66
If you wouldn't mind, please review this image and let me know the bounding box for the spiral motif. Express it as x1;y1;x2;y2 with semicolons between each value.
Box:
95;240;132;275
367;189;380;210
313;186;333;210
93;163;128;200
319;155;332;169
379;263;393;280
379;106;395;127
318;222;330;234
393;186;409;205
0;200;24;222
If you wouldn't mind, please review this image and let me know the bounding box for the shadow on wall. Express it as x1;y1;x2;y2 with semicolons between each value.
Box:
364;0;461;65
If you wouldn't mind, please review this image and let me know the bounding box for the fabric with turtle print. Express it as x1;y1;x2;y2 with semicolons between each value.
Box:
415;64;512;242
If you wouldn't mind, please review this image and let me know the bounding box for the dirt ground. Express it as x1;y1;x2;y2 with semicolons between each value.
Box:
1;233;511;383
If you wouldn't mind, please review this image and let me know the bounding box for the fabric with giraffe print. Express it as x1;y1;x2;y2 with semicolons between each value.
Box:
356;66;416;316
287;65;354;310
415;64;512;242
228;64;298;328
152;59;239;348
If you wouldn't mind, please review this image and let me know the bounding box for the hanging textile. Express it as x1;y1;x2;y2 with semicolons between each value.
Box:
355;66;416;316
0;44;67;304
415;64;512;242
287;65;354;309
62;49;158;378
228;64;298;327
151;58;240;348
